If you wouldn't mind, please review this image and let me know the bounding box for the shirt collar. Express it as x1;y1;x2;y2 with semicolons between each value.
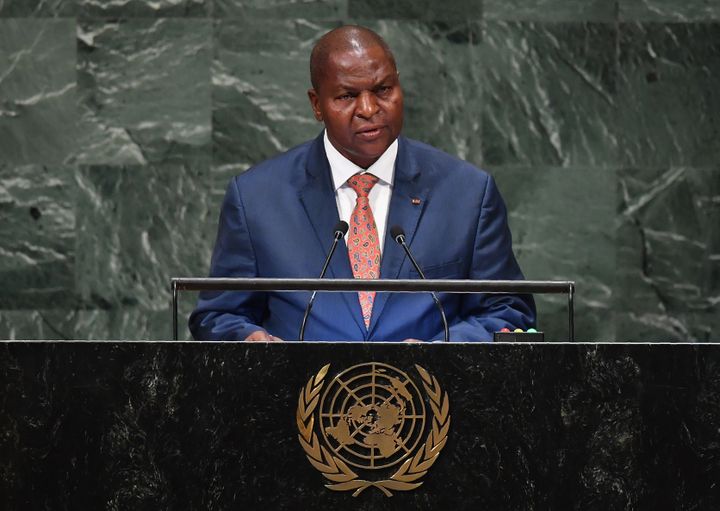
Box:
324;130;398;191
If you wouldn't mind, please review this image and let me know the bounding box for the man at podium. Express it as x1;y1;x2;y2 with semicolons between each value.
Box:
189;25;535;342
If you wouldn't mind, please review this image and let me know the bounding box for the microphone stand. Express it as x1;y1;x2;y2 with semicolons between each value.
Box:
394;231;450;343
299;222;348;342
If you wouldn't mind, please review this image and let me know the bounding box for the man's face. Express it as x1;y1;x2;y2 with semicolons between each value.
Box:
308;44;404;169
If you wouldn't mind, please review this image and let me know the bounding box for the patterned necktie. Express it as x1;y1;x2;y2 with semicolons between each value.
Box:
346;173;381;329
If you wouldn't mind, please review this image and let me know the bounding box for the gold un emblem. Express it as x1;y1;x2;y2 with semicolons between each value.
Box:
296;362;451;497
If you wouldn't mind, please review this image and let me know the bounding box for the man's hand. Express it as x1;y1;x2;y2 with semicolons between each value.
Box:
402;338;422;343
245;331;284;342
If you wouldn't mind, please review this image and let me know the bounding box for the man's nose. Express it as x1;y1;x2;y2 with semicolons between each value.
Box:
355;91;380;119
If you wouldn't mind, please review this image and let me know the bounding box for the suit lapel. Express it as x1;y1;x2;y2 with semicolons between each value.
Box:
369;137;430;335
299;133;366;336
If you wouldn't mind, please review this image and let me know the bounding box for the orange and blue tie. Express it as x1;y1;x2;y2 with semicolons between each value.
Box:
346;173;381;329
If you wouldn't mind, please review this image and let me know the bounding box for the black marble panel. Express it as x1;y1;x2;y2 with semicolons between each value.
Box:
76;19;212;166
617;22;720;167
481;21;618;167
2;342;719;509
616;166;720;341
0;19;78;165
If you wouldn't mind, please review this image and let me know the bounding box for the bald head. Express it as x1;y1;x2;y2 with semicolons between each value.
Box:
307;25;404;168
310;25;397;91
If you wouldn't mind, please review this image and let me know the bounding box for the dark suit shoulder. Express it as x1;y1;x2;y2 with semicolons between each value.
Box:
401;137;491;185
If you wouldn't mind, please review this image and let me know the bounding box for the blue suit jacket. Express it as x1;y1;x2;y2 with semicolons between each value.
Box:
189;133;536;341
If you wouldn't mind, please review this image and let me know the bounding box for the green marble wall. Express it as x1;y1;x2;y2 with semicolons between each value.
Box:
0;1;718;341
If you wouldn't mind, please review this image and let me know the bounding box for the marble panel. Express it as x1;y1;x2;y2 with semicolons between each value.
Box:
481;22;618;168
485;0;616;22
0;310;77;339
619;0;720;21
616;167;720;341
349;0;481;20
212;19;329;167
493;166;616;341
0;165;76;310
0;302;198;340
73;307;187;340
76;19;212;166
77;0;210;17
74;165;215;320
214;0;347;18
0;0;76;16
617;23;720;167
0;19;77;165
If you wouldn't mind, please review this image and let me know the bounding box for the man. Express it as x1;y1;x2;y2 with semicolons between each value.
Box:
189;25;535;342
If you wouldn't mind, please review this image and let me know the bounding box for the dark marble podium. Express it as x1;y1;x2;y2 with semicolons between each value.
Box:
2;341;719;510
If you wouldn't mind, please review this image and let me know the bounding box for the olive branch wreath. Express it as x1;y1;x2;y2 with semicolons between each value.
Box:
296;363;450;497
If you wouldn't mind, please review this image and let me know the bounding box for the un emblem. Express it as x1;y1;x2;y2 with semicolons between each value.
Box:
296;362;450;497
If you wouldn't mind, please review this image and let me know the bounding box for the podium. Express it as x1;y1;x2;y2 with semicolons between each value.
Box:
2;341;719;509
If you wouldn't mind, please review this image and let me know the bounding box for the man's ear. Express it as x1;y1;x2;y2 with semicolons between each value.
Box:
307;88;323;122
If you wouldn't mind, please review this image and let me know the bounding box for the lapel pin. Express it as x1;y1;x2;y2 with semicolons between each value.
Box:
411;198;421;205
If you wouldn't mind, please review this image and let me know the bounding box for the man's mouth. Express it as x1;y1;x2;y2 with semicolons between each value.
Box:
356;125;385;140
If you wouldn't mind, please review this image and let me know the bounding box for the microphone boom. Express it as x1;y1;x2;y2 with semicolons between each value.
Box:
391;225;450;342
299;221;349;342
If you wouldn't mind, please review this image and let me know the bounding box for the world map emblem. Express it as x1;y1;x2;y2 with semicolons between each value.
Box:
296;362;451;497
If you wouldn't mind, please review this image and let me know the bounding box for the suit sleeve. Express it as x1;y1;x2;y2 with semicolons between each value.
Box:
188;177;268;340
432;175;537;341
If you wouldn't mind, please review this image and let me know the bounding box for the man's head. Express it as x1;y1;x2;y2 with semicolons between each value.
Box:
308;25;404;169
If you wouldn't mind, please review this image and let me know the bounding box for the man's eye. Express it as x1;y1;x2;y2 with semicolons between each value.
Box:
377;86;392;95
338;94;353;101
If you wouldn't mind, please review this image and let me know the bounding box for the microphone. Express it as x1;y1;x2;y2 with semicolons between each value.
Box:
299;220;349;342
390;225;450;343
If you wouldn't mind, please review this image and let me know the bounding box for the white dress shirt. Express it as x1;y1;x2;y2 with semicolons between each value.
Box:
324;130;398;253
